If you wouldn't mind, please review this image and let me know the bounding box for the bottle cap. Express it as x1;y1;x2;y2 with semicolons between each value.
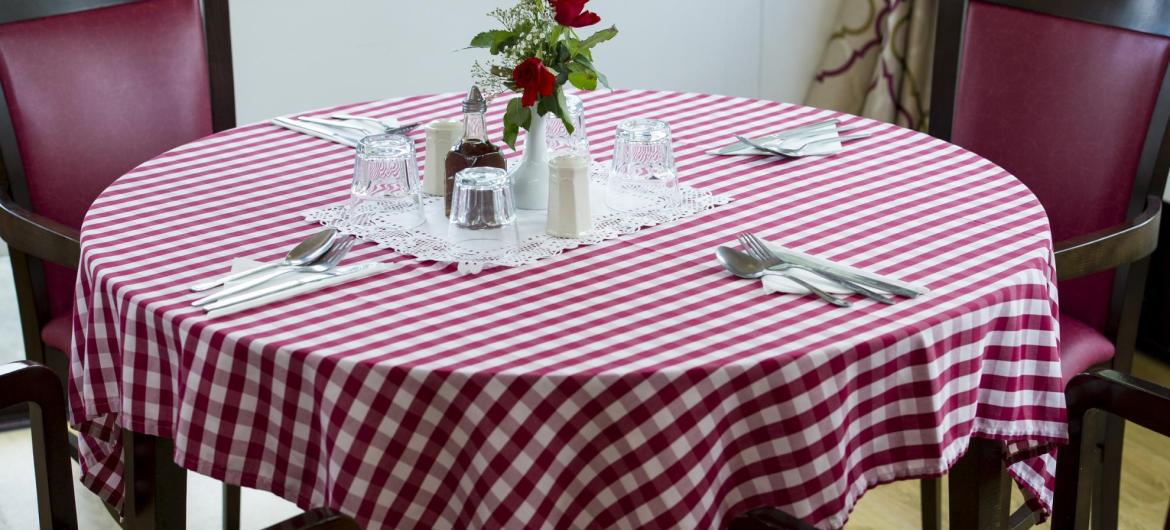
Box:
462;86;487;114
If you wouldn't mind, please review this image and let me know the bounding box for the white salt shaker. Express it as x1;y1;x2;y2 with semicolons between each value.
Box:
423;119;462;196
546;154;592;237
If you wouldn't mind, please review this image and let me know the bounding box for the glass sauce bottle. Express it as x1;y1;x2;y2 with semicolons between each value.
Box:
445;86;507;217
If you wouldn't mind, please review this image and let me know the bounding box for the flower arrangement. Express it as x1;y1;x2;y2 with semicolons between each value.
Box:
469;0;618;149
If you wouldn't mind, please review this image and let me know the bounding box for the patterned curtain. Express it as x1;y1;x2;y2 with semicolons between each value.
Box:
805;0;938;131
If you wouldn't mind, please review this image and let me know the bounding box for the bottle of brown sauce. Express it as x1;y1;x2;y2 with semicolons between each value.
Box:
445;86;507;217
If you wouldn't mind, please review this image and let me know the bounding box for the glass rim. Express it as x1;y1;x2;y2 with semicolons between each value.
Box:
454;166;510;188
357;133;414;156
616;118;671;143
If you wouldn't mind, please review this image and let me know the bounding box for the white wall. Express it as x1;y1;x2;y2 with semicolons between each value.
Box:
230;0;843;123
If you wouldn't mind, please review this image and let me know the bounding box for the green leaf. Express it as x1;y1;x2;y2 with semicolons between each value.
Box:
555;41;571;66
580;26;618;50
470;30;517;54
568;70;597;91
469;31;495;48
535;90;574;135
595;69;610;89
555;88;574;134
491;34;519;55
574;56;610;89
537;94;556;117
547;25;563;48
502;97;531;150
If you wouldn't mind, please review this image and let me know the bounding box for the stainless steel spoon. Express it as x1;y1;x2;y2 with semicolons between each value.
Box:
190;229;338;292
716;246;850;307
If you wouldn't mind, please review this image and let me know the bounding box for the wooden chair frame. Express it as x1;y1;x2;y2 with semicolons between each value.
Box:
924;1;1170;529
0;1;236;528
1052;369;1170;530
0;360;78;529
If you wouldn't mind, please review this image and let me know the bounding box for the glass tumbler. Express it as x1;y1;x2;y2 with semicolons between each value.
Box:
448;167;519;249
546;94;590;160
349;134;424;228
606;118;680;211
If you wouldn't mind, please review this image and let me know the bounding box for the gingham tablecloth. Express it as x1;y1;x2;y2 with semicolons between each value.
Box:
68;90;1066;530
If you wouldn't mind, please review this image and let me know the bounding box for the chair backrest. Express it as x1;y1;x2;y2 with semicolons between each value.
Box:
930;0;1170;333
0;361;77;529
0;0;234;319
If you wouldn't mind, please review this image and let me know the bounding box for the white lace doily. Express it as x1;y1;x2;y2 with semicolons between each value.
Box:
304;162;733;273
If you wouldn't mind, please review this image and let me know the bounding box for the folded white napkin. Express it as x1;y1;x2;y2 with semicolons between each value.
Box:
206;259;398;318
709;122;844;156
758;241;928;296
270;115;400;148
775;127;842;156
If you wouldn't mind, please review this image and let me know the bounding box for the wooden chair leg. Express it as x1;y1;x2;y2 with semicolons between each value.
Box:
949;437;1010;530
28;406;54;530
224;483;241;530
122;430;186;530
1091;414;1125;530
921;477;943;530
1053;409;1095;530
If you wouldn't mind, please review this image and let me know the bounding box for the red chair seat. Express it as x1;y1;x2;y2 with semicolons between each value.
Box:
40;313;72;354
1060;313;1115;387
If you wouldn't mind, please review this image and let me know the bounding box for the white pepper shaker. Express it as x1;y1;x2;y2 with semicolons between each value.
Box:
422;119;462;196
546;154;592;237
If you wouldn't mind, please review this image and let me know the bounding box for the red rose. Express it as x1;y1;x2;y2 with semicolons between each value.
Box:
512;57;556;107
550;0;601;28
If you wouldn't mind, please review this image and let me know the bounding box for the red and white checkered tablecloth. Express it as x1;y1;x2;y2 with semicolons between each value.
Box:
68;90;1066;529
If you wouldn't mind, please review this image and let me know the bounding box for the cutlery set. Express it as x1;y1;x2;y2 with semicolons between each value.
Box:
189;229;375;313
271;114;419;147
717;232;925;307
710;118;869;158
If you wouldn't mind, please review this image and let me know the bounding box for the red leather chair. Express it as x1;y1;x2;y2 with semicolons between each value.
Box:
0;360;362;530
925;0;1170;528
0;0;238;526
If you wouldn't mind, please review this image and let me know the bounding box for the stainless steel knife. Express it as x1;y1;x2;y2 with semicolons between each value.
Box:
765;247;926;298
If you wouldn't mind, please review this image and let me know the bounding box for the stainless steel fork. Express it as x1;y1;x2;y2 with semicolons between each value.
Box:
739;233;895;305
192;237;356;307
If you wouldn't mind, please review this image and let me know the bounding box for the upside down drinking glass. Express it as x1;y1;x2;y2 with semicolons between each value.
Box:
546;94;590;161
348;134;424;228
448;166;519;251
606;118;680;211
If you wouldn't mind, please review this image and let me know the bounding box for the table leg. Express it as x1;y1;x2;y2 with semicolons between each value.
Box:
122;430;186;530
223;483;241;530
949;437;1010;530
920;477;943;530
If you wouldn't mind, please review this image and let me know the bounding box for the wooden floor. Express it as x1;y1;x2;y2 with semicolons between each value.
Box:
846;353;1170;529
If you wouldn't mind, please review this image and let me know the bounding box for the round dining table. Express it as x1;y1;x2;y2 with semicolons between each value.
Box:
68;89;1066;530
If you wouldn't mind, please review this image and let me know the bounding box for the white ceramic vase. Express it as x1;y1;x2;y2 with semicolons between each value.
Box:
512;109;549;210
